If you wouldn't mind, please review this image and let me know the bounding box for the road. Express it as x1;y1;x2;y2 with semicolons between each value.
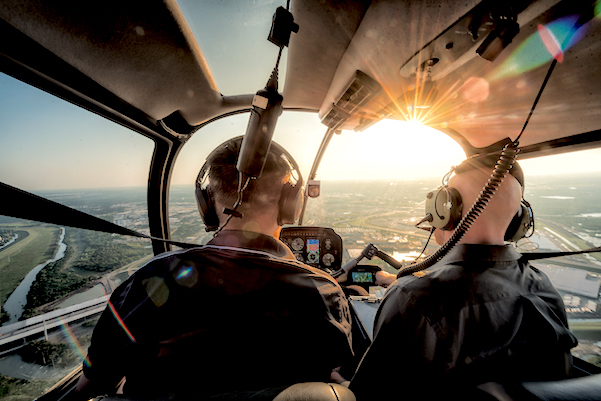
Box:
0;297;107;349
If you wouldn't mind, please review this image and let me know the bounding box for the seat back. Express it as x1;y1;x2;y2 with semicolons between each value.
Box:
476;374;601;401
273;382;355;401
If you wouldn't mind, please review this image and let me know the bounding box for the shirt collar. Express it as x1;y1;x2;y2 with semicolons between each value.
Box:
207;230;294;259
438;243;522;265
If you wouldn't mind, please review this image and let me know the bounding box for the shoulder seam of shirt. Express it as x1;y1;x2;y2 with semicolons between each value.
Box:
140;245;281;262
201;244;322;269
129;249;183;277
200;244;288;259
201;245;341;282
141;245;336;283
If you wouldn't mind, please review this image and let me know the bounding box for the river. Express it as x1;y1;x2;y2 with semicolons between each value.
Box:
3;227;67;324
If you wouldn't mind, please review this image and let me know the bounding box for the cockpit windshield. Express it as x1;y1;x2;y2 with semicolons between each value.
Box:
1;0;601;399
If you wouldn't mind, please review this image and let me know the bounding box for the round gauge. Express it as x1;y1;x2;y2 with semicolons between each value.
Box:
295;253;304;262
322;253;335;267
324;239;332;250
291;237;304;251
307;252;319;263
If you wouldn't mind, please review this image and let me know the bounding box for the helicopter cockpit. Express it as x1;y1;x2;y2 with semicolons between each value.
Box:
1;0;601;400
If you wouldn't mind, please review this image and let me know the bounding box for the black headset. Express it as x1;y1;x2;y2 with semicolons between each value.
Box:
424;159;534;242
195;137;304;232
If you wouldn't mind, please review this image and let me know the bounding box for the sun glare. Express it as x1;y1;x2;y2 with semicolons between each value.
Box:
320;120;466;181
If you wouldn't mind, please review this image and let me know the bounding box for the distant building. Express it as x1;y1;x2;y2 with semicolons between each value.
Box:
563;294;581;307
537;264;601;299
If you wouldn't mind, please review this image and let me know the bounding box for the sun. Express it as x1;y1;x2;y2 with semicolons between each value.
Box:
321;119;467;181
362;120;466;171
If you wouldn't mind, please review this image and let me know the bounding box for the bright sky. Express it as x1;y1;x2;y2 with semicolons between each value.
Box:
171;115;468;187
1;0;601;191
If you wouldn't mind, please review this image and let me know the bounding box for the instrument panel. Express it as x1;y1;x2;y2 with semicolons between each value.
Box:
280;227;343;272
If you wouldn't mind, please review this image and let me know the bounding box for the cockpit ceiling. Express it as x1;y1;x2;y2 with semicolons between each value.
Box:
287;0;601;149
0;0;224;125
1;0;600;152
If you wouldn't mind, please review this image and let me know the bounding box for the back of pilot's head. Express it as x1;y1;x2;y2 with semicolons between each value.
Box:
198;136;303;229
451;159;524;232
209;137;292;207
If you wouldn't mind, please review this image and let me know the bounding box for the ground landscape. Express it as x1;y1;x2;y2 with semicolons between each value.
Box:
1;174;600;398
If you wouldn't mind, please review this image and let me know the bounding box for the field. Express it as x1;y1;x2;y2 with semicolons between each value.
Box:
0;224;60;308
0;217;152;323
22;227;152;318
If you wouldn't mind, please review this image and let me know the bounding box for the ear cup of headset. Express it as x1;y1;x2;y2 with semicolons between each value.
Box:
272;141;304;225
504;199;534;242
195;163;220;231
425;187;463;231
278;181;303;225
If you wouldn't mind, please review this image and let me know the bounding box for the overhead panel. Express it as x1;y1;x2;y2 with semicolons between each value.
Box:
424;0;601;148
320;70;385;131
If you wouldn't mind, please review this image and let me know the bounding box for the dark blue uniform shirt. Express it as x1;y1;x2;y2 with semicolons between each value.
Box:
350;244;577;400
84;230;353;397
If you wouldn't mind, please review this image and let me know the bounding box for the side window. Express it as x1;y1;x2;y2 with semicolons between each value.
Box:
0;74;154;397
168;113;249;244
520;149;601;368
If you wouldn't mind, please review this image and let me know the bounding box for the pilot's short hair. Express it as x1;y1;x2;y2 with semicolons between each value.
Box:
206;137;291;207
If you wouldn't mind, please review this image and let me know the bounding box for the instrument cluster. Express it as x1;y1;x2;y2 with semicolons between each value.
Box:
280;226;343;272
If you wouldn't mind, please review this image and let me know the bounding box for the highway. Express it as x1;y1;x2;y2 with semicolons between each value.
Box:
0;296;107;349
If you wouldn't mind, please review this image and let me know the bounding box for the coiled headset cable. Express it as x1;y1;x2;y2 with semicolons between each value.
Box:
397;142;519;277
396;57;558;278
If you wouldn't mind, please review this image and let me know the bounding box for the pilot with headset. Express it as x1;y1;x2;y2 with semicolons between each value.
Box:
75;137;353;399
339;155;577;400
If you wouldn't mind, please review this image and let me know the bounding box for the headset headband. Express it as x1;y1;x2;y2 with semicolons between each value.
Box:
195;136;303;231
454;153;524;188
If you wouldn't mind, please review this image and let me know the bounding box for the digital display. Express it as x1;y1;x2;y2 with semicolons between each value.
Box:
352;272;374;283
306;238;320;263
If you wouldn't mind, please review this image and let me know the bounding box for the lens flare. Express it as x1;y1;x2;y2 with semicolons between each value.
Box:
102;288;136;343
58;316;92;368
460;77;490;103
177;266;193;279
538;24;563;62
492;15;587;80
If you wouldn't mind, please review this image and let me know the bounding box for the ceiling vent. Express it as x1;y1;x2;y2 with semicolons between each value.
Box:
320;70;385;131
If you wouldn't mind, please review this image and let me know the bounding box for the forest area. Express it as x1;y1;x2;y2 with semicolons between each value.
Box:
22;226;152;318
